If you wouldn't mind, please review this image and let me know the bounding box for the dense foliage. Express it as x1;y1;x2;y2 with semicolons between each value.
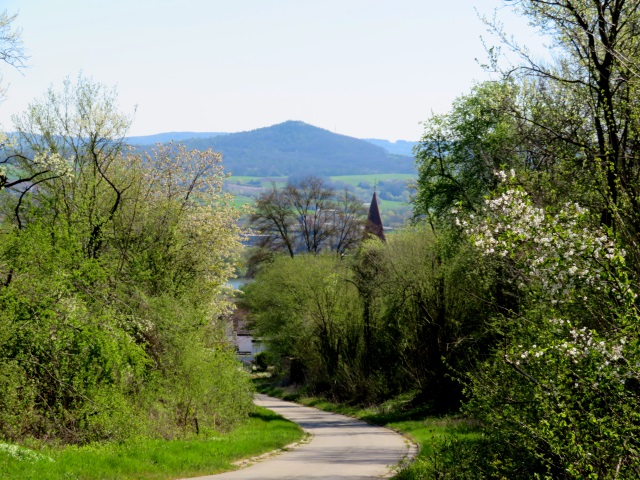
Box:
244;227;494;408
244;1;640;478
406;0;640;477
0;77;253;444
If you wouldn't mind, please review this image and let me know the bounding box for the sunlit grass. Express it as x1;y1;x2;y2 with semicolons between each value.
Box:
231;194;254;209
0;406;304;480
330;174;415;186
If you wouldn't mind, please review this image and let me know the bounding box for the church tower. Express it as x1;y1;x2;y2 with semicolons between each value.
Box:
364;191;385;242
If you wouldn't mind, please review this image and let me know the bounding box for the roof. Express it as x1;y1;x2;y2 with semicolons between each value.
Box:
364;191;385;241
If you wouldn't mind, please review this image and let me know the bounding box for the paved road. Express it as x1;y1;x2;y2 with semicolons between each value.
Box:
187;394;416;480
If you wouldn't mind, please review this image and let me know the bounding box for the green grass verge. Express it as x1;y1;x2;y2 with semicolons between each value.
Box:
0;406;304;480
254;383;481;479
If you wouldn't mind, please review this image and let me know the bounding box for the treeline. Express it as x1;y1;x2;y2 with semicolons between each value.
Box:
243;1;640;478
0;77;253;444
244;228;492;410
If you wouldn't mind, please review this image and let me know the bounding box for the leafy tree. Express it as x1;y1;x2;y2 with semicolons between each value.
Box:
413;80;521;219
486;0;640;271
458;173;640;478
243;254;364;399
244;227;495;406
0;77;252;444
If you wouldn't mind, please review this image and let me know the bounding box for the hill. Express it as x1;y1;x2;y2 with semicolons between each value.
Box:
125;131;227;145
362;138;418;157
130;121;416;177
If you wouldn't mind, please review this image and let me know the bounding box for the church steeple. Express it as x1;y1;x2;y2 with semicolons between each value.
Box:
364;191;385;242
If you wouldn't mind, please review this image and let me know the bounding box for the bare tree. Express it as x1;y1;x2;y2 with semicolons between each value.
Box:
249;176;366;259
250;183;297;258
0;10;30;194
286;176;335;254
333;187;367;255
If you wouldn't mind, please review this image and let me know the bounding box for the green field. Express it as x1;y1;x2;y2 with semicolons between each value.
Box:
377;198;408;211
226;174;414;228
232;194;255;209
330;173;415;186
228;175;287;185
228;174;415;187
0;406;304;480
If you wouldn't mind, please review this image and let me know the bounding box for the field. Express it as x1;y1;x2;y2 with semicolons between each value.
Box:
226;174;415;228
329;173;416;187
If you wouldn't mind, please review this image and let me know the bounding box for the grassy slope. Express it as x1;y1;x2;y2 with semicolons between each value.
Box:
231;194;254;209
0;406;304;480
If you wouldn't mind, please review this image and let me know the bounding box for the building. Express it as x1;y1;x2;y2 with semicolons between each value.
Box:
364;191;385;242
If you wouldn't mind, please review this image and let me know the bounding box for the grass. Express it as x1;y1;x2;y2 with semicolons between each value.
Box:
231;194;254;209
329;173;415;186
0;406;304;480
228;174;415;187
228;175;287;185
255;382;481;479
377;198;410;211
225;173;415;228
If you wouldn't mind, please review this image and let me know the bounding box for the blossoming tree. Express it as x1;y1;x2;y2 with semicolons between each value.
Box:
460;172;640;478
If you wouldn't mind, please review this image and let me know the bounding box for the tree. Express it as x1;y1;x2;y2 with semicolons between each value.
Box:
459;174;640;477
0;9;26;102
333;187;367;255
7;75;133;248
412;80;521;220
0;78;252;443
488;0;640;270
244;254;364;398
0;10;44;198
249;176;366;259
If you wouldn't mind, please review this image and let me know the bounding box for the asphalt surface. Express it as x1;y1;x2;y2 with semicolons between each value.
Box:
186;393;416;480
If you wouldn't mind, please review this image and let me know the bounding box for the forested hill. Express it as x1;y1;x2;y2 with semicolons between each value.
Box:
128;121;416;176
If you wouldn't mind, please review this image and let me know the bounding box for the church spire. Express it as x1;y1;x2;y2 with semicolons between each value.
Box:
364;191;385;242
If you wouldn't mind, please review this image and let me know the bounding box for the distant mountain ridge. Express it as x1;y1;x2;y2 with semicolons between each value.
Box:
125;131;228;145
126;121;416;176
362;138;418;157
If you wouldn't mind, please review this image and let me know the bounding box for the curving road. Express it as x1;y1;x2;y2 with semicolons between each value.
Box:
188;394;416;480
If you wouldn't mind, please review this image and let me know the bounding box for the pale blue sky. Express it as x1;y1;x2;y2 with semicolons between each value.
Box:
0;1;546;141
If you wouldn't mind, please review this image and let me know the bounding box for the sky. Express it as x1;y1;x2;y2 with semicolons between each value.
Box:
0;1;547;141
